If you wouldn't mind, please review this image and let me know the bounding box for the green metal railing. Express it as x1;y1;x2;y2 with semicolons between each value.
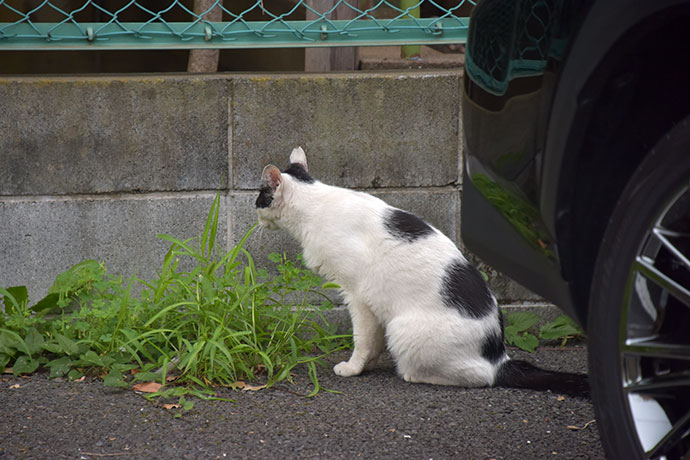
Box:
0;1;473;50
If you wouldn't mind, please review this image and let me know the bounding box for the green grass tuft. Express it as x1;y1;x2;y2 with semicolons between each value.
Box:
0;192;351;403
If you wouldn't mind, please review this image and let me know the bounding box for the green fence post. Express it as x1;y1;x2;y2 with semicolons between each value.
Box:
400;0;421;59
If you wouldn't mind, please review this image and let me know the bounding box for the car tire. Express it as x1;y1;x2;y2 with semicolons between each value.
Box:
588;116;690;459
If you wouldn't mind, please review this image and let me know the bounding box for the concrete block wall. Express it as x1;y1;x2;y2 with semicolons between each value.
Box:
0;72;542;308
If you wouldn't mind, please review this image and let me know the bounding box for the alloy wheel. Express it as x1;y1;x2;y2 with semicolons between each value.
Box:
620;181;690;458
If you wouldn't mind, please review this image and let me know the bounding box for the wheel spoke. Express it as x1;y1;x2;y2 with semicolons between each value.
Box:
624;373;690;393
653;226;690;272
646;410;690;459
635;257;690;309
623;339;690;361
655;227;690;240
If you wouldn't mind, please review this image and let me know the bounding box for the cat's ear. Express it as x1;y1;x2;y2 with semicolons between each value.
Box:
289;146;308;172
261;165;282;191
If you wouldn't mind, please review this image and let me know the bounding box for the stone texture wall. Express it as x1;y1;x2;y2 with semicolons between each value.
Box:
0;72;541;307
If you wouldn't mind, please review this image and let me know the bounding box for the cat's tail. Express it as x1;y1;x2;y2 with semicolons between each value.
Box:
494;359;590;398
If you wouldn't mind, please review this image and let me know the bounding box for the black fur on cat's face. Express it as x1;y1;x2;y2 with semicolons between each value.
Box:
255;146;313;209
255;147;313;230
254;163;313;210
255;184;274;209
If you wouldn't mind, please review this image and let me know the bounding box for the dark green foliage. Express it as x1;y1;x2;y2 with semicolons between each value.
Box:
503;311;585;352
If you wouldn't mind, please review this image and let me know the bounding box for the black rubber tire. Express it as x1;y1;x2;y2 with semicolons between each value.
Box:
588;116;690;459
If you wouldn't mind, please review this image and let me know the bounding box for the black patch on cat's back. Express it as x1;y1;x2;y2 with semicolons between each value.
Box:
441;259;494;319
385;209;434;242
481;312;506;364
255;185;274;208
283;163;314;183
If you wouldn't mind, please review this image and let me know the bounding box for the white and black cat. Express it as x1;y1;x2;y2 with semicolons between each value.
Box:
256;147;588;396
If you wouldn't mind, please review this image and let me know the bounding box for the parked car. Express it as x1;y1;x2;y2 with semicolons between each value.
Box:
461;0;690;458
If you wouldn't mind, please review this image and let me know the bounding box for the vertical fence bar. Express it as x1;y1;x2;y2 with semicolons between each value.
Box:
187;0;223;72
305;0;359;71
400;0;421;59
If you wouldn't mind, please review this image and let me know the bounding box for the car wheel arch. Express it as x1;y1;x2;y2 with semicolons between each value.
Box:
541;0;690;324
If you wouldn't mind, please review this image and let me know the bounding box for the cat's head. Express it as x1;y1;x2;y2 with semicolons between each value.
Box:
255;146;314;230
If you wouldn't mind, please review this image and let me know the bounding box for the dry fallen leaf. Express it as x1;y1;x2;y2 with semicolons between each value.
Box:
4;368;13;374
228;381;267;391
132;382;162;393
242;383;267;392
74;376;86;382
162;404;181;410
566;420;596;431
557;395;566;401
9;383;20;389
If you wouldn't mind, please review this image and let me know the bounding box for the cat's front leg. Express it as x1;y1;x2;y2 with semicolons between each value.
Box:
334;301;385;377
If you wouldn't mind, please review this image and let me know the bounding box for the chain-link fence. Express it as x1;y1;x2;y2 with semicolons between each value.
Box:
0;1;474;50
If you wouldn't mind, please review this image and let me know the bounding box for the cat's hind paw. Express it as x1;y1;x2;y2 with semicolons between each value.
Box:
334;361;363;377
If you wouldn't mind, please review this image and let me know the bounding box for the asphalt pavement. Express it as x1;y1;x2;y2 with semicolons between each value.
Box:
1;345;603;460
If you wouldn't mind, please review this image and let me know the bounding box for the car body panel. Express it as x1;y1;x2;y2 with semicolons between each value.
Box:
541;0;690;235
462;0;690;326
